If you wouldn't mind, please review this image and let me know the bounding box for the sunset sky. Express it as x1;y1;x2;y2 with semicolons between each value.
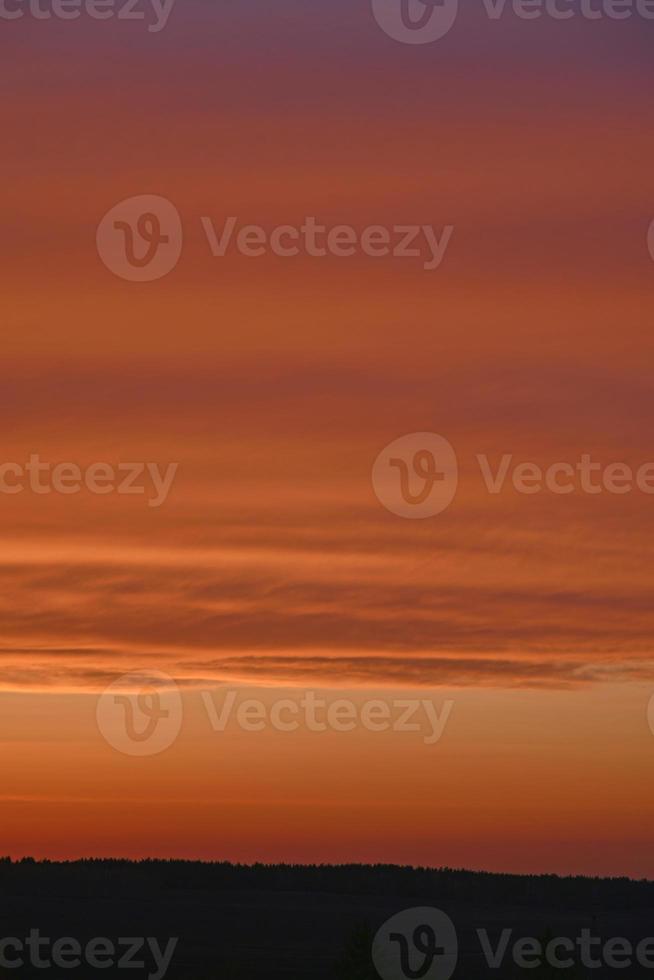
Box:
2;1;654;878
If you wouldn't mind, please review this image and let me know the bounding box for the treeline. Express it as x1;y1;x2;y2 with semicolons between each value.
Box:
1;856;652;908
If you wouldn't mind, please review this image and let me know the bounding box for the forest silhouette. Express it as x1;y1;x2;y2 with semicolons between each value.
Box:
1;858;652;978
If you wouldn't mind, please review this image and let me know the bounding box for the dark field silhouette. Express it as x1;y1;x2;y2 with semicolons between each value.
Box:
1;858;653;979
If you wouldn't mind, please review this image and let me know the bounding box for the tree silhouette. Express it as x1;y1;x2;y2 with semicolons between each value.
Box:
333;922;378;980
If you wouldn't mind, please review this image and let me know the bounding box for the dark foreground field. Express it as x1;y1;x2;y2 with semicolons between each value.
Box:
1;859;654;979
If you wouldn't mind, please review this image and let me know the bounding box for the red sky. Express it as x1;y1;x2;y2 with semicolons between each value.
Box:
2;2;654;877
